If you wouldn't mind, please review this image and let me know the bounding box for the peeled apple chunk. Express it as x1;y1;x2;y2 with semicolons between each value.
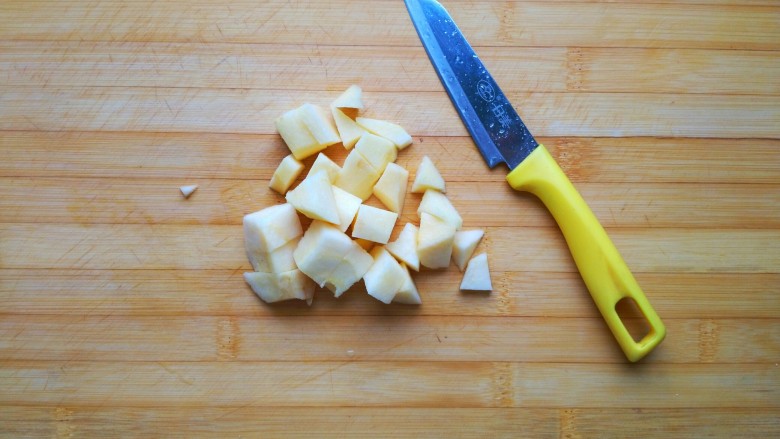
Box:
354;133;397;175
250;238;298;274
452;229;485;271
394;264;422;305
411;156;446;193
299;103;341;147
269;154;305;194
285;170;340;224
364;247;406;304
309;153;341;183
417;189;463;230
334;149;381;201
325;245;374;297
294;221;354;287
331;84;364;110
460;253;492;291
356;117;413;150
293;221;372;296
244;203;302;261
332;186;362;233
275;106;325;160
373;162;409;214
385;222;420;271
352;204;398;245
417;212;456;269
332;107;366;150
244;270;315;304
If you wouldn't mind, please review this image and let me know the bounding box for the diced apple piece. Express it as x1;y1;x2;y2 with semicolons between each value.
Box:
331;84;364;110
326;245;374;297
332;107;366;149
385;223;420;271
354;133;397;174
417;212;456;269
334;150;381;201
299;103;340;147
332;186;362;232
417;189;462;230
460;253;492;291
269;154;305;194
394;264;422;305
373;162;408;214
286;170;340;224
354;238;375;252
244;203;302;261
356;117;413;150
363;247;406;304
179;184;198;198
249;237;298;274
309;153;341;183
352;204;398;245
244;269;315;304
293;221;355;288
275;106;324;160
452;229;485;271
411;156;446;193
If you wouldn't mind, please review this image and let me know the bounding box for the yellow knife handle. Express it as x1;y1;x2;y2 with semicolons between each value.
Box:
506;144;666;362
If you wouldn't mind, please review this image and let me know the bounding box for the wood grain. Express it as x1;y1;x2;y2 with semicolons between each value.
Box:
1;0;778;436
1;315;777;364
2;1;777;50
1;406;777;439
3;88;778;137
4;41;778;95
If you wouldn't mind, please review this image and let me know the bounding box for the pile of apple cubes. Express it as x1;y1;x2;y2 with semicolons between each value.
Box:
243;85;491;305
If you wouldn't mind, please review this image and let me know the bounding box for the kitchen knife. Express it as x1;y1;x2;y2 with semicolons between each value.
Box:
405;0;665;362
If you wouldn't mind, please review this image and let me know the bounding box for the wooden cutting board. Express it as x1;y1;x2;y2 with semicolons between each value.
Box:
1;1;778;437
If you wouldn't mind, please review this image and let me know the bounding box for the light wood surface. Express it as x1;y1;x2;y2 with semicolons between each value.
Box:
1;0;778;437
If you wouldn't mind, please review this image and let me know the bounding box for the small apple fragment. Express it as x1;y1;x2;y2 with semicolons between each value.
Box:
331;84;364;110
364;247;406;304
373;162;409;214
411;156;445;193
334;149;381;201
299;103;341;147
417;212;456;269
179;184;198;199
285;170;340;225
332;107;366;149
452;229;485;271
332;186;362;233
244;269;315;304
460;253;492;291
269;154;305;194
356;117;413;150
417;189;462;230
352;204;398;245
275;106;324;160
385;222;420;271
309;153;341;183
354;133;397;175
393;264;422;305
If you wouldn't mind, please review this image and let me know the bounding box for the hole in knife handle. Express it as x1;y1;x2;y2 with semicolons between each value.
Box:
615;297;652;343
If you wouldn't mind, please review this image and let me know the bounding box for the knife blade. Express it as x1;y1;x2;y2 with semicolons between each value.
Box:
405;0;665;362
